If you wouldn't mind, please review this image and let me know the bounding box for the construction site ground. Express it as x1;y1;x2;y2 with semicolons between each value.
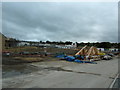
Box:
2;56;118;88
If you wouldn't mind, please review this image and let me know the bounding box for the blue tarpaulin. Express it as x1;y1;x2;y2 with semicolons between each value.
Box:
74;55;84;60
74;59;97;64
56;55;97;64
64;56;75;61
74;59;83;63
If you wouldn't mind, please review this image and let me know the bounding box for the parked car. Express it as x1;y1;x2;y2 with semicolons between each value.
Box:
2;51;11;56
101;55;112;60
107;53;114;57
19;51;30;55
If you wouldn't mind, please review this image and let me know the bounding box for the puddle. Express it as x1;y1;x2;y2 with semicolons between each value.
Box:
44;67;101;76
2;64;39;78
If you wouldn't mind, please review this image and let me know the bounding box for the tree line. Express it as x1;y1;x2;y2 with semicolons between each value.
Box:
12;37;119;49
40;40;119;49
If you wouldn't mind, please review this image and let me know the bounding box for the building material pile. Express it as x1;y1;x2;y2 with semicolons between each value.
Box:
75;46;100;56
75;46;101;61
55;46;99;64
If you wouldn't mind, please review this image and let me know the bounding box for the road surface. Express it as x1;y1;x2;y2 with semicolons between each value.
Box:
2;57;118;88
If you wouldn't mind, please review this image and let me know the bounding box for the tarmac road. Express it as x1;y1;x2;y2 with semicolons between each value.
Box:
2;57;118;88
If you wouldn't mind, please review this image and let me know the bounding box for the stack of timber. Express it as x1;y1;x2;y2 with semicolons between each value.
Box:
75;45;101;61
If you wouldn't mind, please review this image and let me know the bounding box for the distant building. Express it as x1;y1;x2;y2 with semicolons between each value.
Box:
97;48;105;51
5;38;18;47
0;33;7;50
72;42;77;48
109;48;118;52
55;42;77;49
37;44;54;47
97;47;118;52
17;41;30;46
0;33;19;49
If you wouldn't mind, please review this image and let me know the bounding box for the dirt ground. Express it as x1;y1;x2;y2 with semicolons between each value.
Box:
3;46;78;55
2;46;79;65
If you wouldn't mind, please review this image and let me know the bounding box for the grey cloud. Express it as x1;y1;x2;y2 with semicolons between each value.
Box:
2;2;118;42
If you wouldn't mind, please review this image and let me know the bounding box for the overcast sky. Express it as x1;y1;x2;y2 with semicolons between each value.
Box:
2;2;118;42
